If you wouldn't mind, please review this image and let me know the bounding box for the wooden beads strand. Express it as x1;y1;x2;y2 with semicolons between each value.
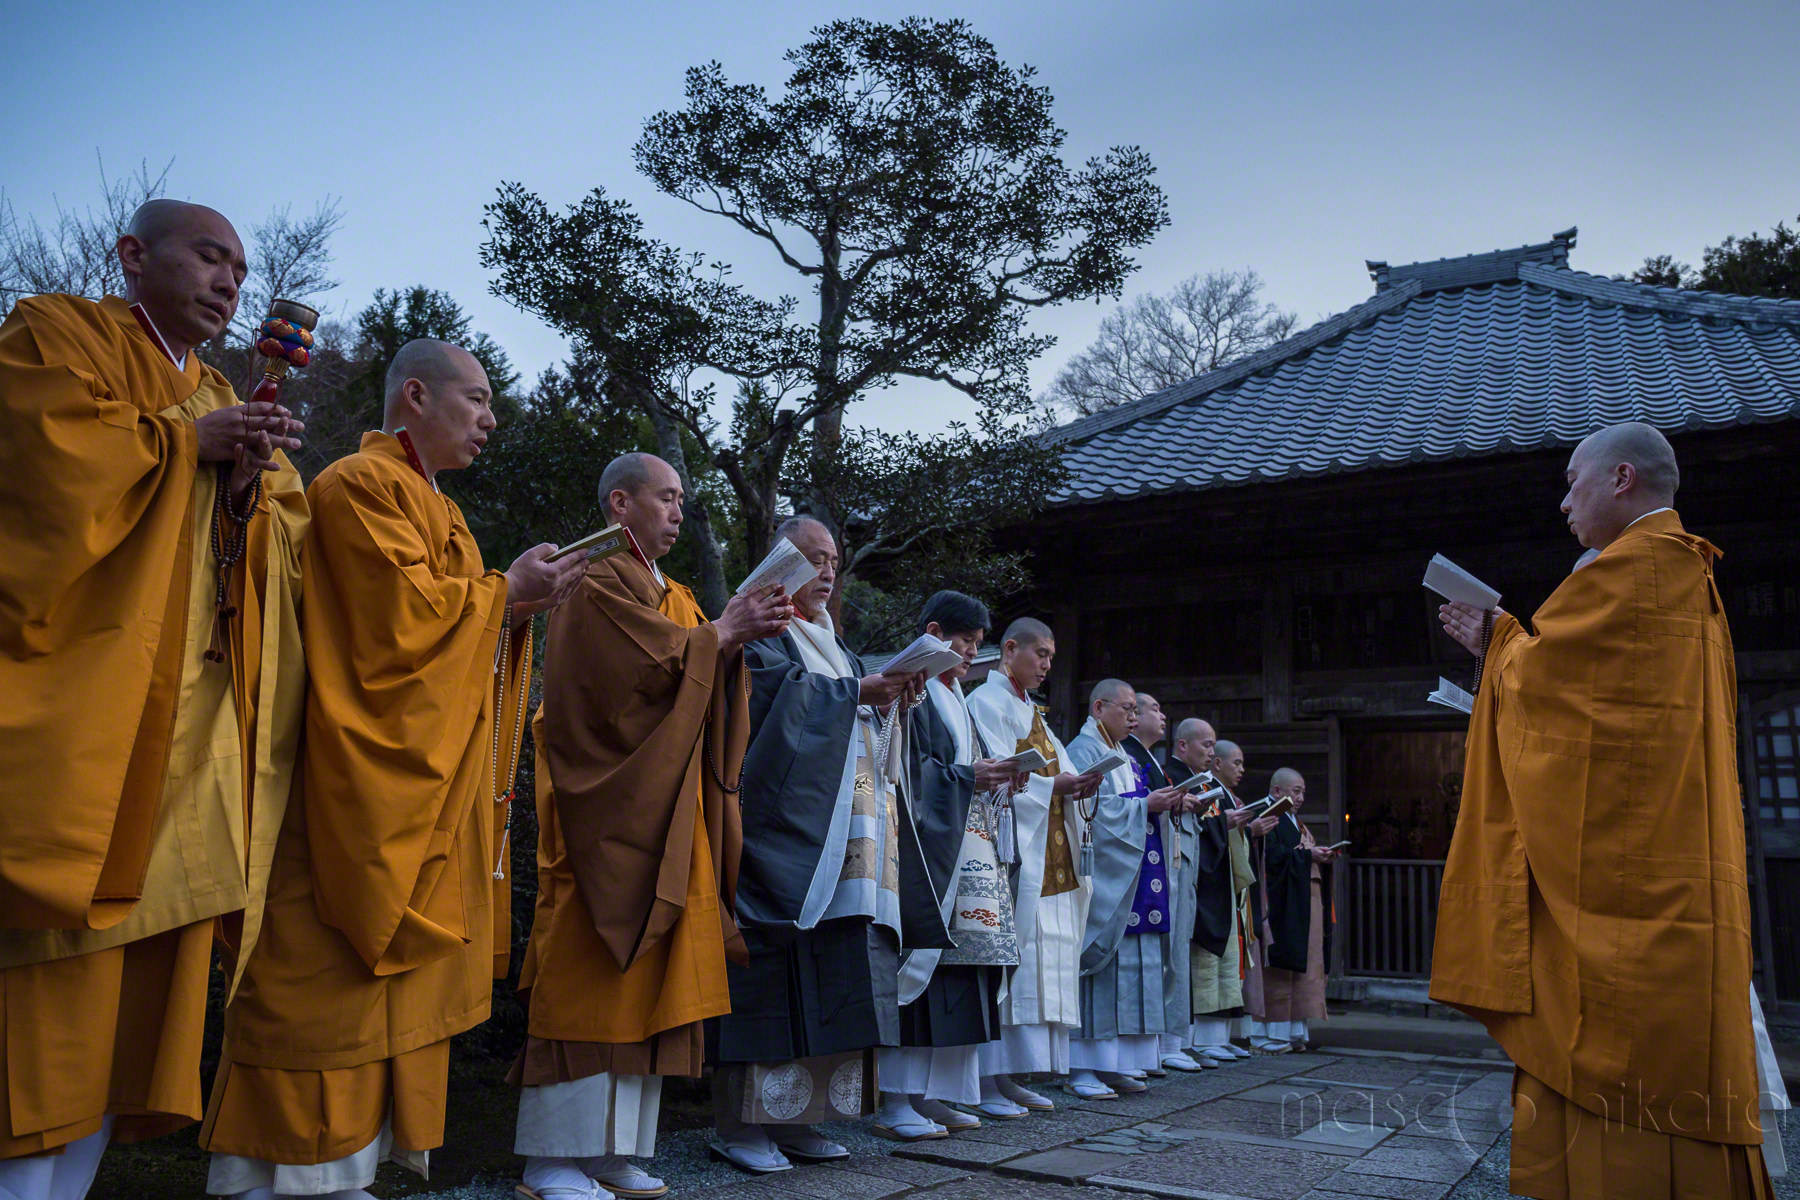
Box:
205;462;262;664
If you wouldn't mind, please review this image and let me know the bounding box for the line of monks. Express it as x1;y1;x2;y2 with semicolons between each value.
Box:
0;199;1780;1200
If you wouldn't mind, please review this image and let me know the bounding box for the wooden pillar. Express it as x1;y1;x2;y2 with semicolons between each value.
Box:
1049;600;1079;736
1327;714;1349;979
1262;574;1293;724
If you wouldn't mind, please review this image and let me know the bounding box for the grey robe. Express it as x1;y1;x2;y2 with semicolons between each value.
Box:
1065;725;1167;1041
711;631;949;1064
1126;736;1198;1038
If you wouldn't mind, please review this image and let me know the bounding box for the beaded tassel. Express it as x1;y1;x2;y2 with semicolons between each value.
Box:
491;607;532;880
206;464;261;664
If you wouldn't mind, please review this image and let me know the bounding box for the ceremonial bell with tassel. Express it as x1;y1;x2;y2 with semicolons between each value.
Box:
252;298;319;402
204;299;319;663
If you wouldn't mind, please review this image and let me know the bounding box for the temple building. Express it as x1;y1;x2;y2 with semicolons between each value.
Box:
1000;228;1800;1001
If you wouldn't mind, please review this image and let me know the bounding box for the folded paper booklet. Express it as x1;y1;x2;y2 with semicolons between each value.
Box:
547;523;630;563
1173;771;1216;793
881;634;966;679
1244;795;1294;818
1083;751;1130;778
1427;677;1476;714
1000;747;1049;773
1423;553;1501;611
1323;840;1351;851
1187;783;1229;807
736;536;818;597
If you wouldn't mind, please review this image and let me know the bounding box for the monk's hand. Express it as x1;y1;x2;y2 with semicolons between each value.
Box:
506;543;588;616
860;670;911;708
1438;601;1490;655
1225;806;1256;831
973;758;1021;793
715;585;791;652
1147;785;1186;814
1054;768;1104;798
1249;814;1279;837
196;402;305;464
226;431;280;507
1310;846;1336;864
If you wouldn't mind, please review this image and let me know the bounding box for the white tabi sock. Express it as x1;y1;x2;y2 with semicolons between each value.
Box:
523;1156;606;1198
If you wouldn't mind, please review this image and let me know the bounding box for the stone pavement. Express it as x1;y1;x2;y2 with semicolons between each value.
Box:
432;1026;1800;1199
437;1040;1524;1199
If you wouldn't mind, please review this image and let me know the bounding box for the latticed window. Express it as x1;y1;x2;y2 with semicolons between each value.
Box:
1756;703;1800;826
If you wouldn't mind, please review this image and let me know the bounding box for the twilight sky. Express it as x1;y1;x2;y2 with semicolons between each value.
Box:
5;0;1796;433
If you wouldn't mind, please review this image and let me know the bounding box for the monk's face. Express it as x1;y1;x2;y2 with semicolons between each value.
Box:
1093;685;1137;743
118;207;245;351
611;460;684;559
1176;724;1216;773
926;621;984;682
1135;695;1165;743
1561;440;1632;550
1272;774;1307;812
401;348;496;472
788;523;839;619
1213;748;1245;788
1005;635;1055;692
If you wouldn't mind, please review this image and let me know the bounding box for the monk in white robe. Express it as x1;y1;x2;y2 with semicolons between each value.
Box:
965;619;1103;1115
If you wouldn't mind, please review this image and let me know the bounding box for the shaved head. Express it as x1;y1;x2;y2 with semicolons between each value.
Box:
126;199;233;248
1002;617;1053;649
1574;422;1679;501
1173;718;1214;744
1270;766;1307;809
381;339;494;477
1212;739;1245;788
598;452;672;509
1562;421;1681;550
116;200;244;355
384;339;482;414
1172;717;1216;773
773;515;833;546
602;453;685;559
1001;616;1056;691
1088;678;1132;708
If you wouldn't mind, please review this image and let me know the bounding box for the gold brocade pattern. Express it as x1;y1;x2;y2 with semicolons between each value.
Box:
840;731;902;896
1014;709;1077;898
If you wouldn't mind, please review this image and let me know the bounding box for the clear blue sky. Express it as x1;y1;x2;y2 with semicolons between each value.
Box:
5;0;1796;432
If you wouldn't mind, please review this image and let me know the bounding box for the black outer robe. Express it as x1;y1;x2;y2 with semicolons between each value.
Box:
898;689;1002;1049
1257;815;1315;974
712;631;948;1064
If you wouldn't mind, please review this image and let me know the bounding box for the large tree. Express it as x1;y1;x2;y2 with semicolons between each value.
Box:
1042;269;1296;416
1625;213;1800;301
485;17;1160;631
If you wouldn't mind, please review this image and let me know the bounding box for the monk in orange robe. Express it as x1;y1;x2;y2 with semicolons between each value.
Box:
0;200;308;1200
511;452;791;1200
199;339;588;1199
1433;421;1773;1200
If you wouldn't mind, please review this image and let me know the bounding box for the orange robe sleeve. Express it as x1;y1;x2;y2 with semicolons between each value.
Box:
0;297;201;930
300;463;509;977
1431;513;1759;1143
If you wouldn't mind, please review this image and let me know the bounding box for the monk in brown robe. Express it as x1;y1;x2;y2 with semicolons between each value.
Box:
199;339;588;1199
0;200;308;1200
1433;421;1772;1199
509;452;790;1200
